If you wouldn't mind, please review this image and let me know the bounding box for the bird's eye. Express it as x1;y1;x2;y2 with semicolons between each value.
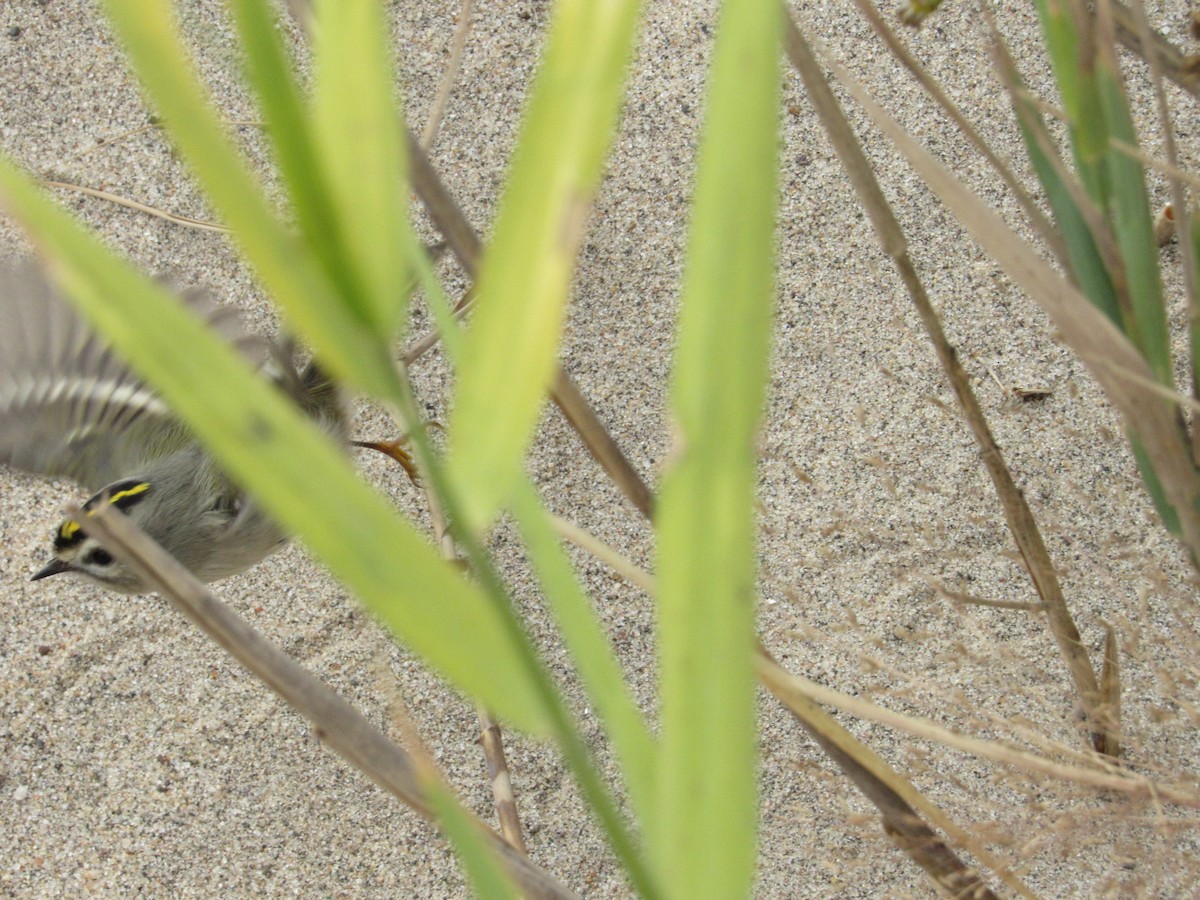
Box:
85;548;114;567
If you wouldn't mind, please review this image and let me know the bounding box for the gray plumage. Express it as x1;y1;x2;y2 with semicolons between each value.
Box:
0;260;348;593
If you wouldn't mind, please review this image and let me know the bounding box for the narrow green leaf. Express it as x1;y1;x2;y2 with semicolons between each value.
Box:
652;0;778;894
1130;435;1182;537
1008;84;1121;325
415;251;662;896
0;156;555;736
225;0;350;291
446;0;643;531
425;780;523;900
101;0;401;400
1095;63;1171;384
509;482;657;827
1191;219;1200;396
310;0;412;337
1035;0;1108;198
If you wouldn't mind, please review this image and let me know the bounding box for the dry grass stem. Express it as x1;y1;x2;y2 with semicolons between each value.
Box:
1107;0;1200;98
757;646;1025;899
930;580;1047;611
403;287;478;365
854;0;1068;267
41;179;229;233
549;514;657;595
1109;139;1200;192
785;10;1115;756
1099;623;1123;758
71;502;573;899
771;662;1200;808
416;437;529;854
478;707;528;855
72;119;264;160
824;15;1200;571
420;0;475;152
403;134;656;516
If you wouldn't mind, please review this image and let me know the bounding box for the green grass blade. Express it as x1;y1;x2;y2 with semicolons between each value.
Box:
0;157;555;737
426;781;523;900
101;0;401;400
225;0;351;293
1007;84;1121;324
1191;219;1200;396
1034;0;1109;206
651;0;779;894
1095;50;1171;385
509;481;657;826
1130;436;1182;536
309;0;412;337
415;246;661;894
446;0;643;531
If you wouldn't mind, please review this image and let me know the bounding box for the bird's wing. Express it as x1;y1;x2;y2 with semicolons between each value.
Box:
0;260;271;491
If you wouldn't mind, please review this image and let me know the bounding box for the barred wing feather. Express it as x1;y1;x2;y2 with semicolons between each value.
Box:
0;260;269;490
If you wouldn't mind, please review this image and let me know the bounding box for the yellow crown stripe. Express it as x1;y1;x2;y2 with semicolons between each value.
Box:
59;483;152;542
108;482;151;505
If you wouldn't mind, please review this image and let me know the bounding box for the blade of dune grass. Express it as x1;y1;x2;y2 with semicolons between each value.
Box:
651;0;780;894
308;0;412;337
446;0;643;531
102;0;404;400
1034;0;1170;381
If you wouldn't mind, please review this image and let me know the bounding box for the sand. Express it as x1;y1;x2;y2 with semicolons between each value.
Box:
2;0;1199;896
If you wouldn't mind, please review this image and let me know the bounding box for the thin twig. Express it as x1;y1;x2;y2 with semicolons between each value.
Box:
418;439;529;854
72;119;265;160
931;580;1047;612
1099;622;1122;758
71;501;576;900
421;0;476;152
41;179;229;233
1107;0;1200;100
549;514;657;595
403;286;478;365
757;646;1018;899
853;0;1069;269
404;131;655;517
761;656;1200;809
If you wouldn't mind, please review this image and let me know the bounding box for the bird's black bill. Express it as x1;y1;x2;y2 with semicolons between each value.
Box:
31;558;72;581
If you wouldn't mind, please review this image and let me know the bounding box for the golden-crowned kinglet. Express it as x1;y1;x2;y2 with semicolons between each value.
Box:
0;261;349;593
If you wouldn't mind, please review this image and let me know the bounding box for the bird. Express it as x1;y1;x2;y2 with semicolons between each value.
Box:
0;259;350;594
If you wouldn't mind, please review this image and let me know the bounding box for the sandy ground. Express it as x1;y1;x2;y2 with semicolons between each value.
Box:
2;0;1199;896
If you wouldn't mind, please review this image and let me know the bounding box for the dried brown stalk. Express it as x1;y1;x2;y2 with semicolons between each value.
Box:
403;132;655;518
72;501;576;900
1099;624;1122;758
1107;0;1200;100
783;10;1116;755
757;647;1019;899
420;459;529;854
421;0;476;152
42;179;228;233
828;20;1200;567
853;0;1068;269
